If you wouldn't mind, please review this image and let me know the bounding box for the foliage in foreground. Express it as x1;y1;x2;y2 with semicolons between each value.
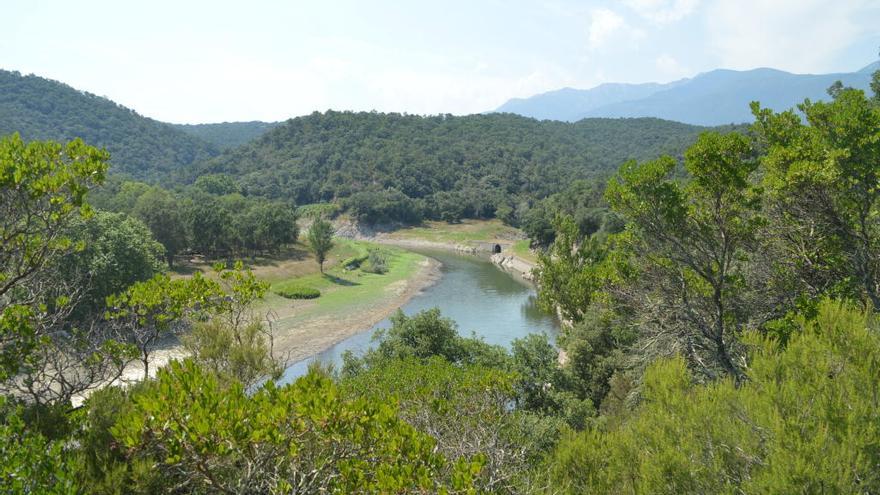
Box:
548;300;880;494
107;360;482;494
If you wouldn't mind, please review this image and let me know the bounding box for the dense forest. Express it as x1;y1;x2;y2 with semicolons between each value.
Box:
88;175;300;265
171;121;280;150
186;111;711;224
0;70;219;178
2;67;880;493
0;68;716;226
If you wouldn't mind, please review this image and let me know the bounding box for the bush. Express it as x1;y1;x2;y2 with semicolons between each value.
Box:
297;203;341;220
341;254;368;270
361;248;388;274
547;299;880;494
274;285;320;300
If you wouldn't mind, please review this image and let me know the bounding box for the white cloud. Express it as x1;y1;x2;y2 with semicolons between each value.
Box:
655;53;690;79
588;9;625;50
587;8;646;51
624;0;700;24
706;0;878;73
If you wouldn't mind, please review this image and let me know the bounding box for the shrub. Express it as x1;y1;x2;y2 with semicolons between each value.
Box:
361;248;388;274
341;254;368;270
274;285;320;300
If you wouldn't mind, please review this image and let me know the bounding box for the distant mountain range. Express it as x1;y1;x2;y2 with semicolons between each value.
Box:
495;61;879;126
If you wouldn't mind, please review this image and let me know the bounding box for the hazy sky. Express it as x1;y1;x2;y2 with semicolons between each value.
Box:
3;0;879;123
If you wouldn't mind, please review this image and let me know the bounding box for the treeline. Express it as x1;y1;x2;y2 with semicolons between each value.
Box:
91;175;299;265
186;111;711;225
0;70;219;178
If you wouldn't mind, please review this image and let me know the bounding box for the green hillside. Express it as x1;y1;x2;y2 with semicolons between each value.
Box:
188;110;711;223
0;69;218;178
172;121;280;150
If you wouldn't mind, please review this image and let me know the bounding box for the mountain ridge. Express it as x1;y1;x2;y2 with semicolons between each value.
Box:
496;62;879;125
0;69;279;178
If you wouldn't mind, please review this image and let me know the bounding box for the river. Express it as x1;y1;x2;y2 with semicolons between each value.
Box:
280;249;559;382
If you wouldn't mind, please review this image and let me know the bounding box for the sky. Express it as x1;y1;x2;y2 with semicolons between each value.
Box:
3;0;879;123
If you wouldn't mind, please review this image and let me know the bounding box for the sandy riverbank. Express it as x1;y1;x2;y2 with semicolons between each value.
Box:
268;256;441;364
110;252;442;387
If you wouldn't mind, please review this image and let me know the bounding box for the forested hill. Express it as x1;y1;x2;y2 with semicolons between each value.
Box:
171;121;280;150
0;69;218;179
186;111;709;222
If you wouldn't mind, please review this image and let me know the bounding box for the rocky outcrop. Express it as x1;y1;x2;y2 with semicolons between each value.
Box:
490;252;535;281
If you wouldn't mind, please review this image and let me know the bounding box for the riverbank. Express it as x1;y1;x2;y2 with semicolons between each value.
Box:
111;240;441;385
335;218;539;282
267;251;441;364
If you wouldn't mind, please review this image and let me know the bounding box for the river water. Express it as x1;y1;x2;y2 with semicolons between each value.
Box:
280;249;559;382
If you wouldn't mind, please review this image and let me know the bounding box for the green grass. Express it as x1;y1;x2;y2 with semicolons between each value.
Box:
511;239;538;263
264;239;426;324
388;219;522;243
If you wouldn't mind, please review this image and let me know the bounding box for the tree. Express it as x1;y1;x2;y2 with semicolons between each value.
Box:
61;211;164;314
604;131;764;380
183;262;283;388
307;218;334;273
234;200;298;256
104;273;221;380
547;300;880;494
181;190;233;257
0;134;108;380
133;188;186;268
752;85;880;308
2;210;162;405
341;357;534;493
535;215;619;324
109;361;482;493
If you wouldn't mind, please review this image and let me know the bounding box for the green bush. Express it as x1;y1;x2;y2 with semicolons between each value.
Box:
341;254;368;270
361;248;388;274
297;203;341;220
274;285;320;300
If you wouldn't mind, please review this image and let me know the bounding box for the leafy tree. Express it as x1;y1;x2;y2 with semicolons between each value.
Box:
307;218;334;273
535;216;620;324
0;134;108;380
110;361;482;493
104;273;221;379
193;173;239;195
1;208;161;406
547;299;880;494
373;308;464;363
183;262;282;388
342;357;537;493
133;188;186;268
0;398;79;494
234;200;298;256
182;190;232;256
61;210;164;313
604;131;764;380
752;84;880;307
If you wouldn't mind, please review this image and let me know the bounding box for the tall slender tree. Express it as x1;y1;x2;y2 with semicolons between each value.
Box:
307;219;334;273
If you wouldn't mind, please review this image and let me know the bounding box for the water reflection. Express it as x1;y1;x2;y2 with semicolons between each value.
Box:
281;249;559;383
